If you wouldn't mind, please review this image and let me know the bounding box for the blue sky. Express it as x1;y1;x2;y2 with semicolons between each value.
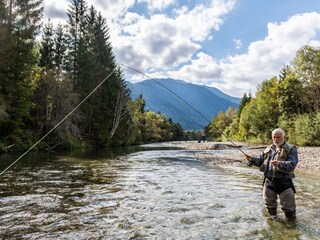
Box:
43;0;320;97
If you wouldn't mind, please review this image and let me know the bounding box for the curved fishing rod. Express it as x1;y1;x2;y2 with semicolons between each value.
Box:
120;63;246;156
0;68;118;177
0;64;246;177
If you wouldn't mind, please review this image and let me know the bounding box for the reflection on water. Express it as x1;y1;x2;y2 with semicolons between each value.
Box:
0;145;319;239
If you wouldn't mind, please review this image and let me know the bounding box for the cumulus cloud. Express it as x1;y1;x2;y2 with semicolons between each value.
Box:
42;1;320;98
138;0;177;11
43;0;136;25
43;0;69;25
168;52;222;84
43;0;236;82
218;12;320;96
174;0;236;42
44;3;66;19
93;0;135;18
165;12;320;97
114;0;236;80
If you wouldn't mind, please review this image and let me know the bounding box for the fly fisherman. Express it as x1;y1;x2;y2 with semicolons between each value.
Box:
244;128;298;221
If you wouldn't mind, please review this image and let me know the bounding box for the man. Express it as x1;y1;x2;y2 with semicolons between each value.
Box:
245;128;298;221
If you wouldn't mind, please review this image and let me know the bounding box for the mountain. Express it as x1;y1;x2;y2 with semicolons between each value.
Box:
127;78;241;130
201;85;241;105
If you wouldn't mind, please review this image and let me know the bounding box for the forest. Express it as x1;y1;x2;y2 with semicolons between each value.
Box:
1;0;319;152
207;45;320;146
0;0;184;152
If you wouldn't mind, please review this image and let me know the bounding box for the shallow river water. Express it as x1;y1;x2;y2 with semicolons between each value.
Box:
0;144;319;239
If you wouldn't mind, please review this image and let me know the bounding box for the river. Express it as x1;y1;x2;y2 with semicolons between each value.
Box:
0;144;319;239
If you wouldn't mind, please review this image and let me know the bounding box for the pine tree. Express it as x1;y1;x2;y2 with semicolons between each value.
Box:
54;24;67;72
63;2;131;146
65;0;87;92
0;0;43;147
238;92;251;118
35;18;78;148
40;20;54;69
85;9;130;145
279;65;290;81
0;0;9;126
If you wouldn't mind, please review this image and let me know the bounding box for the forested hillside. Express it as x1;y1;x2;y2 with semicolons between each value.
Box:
1;0;319;151
0;0;183;151
128;79;240;130
206;45;320;146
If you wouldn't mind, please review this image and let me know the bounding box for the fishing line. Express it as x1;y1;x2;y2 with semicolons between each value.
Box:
0;68;118;177
0;63;246;177
120;63;246;156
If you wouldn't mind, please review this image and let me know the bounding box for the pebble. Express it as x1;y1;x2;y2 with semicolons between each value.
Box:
168;141;320;175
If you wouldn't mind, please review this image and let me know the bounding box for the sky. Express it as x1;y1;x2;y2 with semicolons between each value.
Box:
43;0;320;97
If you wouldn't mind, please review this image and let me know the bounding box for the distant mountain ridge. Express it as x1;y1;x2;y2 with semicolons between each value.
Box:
127;78;240;130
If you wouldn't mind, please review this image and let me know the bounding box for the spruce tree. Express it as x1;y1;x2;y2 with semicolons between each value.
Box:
40;20;54;69
65;0;87;92
64;1;131;146
0;0;43;147
238;92;251;118
54;24;67;72
85;8;130;145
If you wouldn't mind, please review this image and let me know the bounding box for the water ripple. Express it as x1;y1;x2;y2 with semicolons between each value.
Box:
0;147;319;239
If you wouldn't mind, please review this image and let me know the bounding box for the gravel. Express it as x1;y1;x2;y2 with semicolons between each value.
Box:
168;141;320;175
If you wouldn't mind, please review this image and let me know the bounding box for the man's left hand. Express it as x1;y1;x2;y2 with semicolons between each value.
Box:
271;160;280;167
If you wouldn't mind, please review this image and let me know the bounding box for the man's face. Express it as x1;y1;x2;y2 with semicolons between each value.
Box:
273;132;285;146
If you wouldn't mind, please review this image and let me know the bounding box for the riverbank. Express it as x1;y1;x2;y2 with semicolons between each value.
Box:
167;141;320;175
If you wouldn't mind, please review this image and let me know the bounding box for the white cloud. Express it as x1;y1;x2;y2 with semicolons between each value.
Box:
219;12;320;96
309;40;320;47
42;1;320;98
114;13;201;74
137;0;177;11
43;0;136;25
168;52;222;84
175;0;236;42
164;12;320;97
92;0;135;19
42;0;237;81
116;0;237;80
233;39;242;49
43;0;69;25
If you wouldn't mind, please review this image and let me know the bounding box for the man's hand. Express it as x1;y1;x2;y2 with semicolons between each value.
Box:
271;160;280;167
244;154;252;162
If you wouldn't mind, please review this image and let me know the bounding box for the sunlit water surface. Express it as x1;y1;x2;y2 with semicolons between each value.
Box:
0;144;319;239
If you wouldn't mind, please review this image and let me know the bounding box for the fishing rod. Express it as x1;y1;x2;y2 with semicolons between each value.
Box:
0;68;118;177
120;63;247;156
0;63;246;177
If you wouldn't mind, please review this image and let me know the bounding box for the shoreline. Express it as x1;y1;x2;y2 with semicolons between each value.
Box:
167;141;320;175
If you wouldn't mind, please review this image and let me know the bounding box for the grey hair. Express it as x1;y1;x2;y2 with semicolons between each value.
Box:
272;128;286;136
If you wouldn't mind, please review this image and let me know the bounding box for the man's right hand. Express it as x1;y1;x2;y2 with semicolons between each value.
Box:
244;154;252;162
244;154;254;167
